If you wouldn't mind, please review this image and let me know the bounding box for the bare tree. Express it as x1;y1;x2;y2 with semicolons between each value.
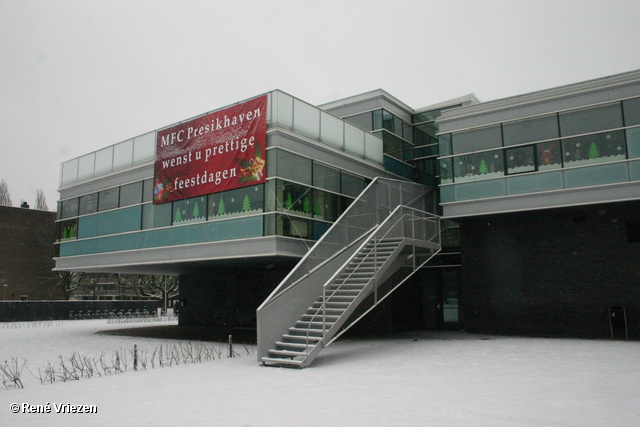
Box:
132;275;179;313
58;271;86;299
35;188;49;211
0;179;12;206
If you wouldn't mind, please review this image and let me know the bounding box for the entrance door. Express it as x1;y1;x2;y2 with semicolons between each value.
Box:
422;268;461;330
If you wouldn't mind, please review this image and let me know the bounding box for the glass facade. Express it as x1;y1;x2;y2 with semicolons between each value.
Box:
438;98;640;202
56;146;368;257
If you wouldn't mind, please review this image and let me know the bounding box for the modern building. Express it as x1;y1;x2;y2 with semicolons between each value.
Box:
437;70;640;341
1;205;62;300
55;70;640;367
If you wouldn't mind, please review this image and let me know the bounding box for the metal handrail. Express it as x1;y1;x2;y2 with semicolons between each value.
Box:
299;205;439;349
257;177;426;310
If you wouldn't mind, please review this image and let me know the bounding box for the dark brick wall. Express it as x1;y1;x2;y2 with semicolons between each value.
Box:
458;201;640;339
0;206;63;300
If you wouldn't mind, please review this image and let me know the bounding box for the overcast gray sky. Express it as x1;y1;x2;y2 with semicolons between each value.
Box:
2;0;640;209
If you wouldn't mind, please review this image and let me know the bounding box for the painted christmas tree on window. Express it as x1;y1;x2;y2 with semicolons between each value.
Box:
588;142;600;159
479;159;488;174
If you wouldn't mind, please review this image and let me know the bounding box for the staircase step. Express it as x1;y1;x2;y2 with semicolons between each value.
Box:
301;314;340;322
282;334;322;342
295;320;334;329
325;284;365;291
262;357;304;368
312;301;350;309
276;341;316;350
288;327;324;336
269;349;309;358
305;308;344;316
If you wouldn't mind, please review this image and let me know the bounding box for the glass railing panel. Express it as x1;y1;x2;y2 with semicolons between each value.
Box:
293;98;320;140
320;111;344;150
113;139;134;170
344;122;365;157
77;153;95;181
133;131;156;163
94;146;114;176
61;158;78;186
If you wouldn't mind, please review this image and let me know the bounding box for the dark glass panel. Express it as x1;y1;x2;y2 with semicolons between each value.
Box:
344;112;373;131
61;198;79;219
372;109;383;130
312;189;345;221
78;193;98;215
559;103;623;136
505;146;536;174
503;115;559;146
382;110;395;132
172;196;207;224
313;163;341;192
452;125;501;154
98;188;119;211
438;133;452;156
276;150;312;184
142;179;154;203
536;141;562;170
453;150;504;182
439;158;453;184
58;219;78;240
119;181;143;207
341;172;366;198
562;130;626;166
623;97;640;126
208;185;264;220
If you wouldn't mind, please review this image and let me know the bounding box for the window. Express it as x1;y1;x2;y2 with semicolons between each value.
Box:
78;193;98;215
536;141;562;170
208;185;264;220
173;196;207;224
503;115;558;146
98;188;119;211
506;146;536;174
276;150;312;185
341;172;366;197
453;151;504;182
623;97;640;127
274;181;313;217
562;130;626;166
58;219;78;240
559;104;623;137
312;189;345;221
61;198;79;219
119;181;143;207
313;163;340;193
438;133;452;156
452;125;502;154
439;158;453;184
142;179;154;203
345;112;373;131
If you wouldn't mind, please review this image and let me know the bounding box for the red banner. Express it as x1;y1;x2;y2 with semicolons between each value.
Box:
153;95;267;204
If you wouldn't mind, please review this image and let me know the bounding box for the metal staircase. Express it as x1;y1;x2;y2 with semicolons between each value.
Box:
257;178;441;368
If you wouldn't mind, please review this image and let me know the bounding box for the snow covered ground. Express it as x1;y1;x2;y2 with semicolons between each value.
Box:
1;319;639;426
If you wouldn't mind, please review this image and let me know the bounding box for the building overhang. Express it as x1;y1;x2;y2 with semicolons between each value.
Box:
53;236;311;275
